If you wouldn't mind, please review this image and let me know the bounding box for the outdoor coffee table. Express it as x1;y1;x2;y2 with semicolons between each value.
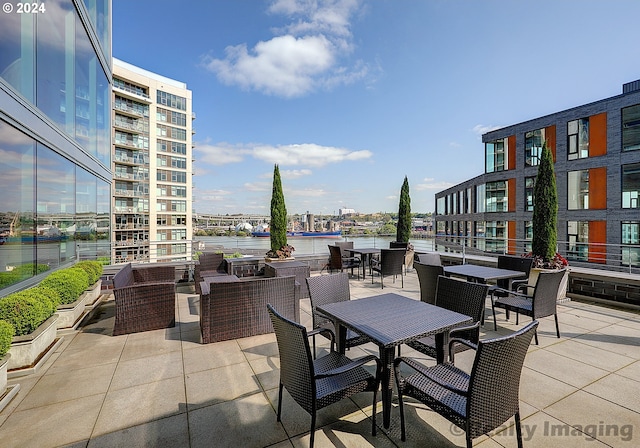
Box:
317;293;472;428
444;264;527;285
265;260;311;298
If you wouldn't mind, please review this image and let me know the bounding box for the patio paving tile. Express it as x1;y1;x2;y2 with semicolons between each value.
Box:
1;269;640;447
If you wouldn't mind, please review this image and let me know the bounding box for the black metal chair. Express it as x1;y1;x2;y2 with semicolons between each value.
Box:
491;269;567;344
394;320;539;447
407;276;488;361
371;248;405;288
414;262;444;305
306;273;370;358
267;304;381;448
327;244;360;279
489;255;533;298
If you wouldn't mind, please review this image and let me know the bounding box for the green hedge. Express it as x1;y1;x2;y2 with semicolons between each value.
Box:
0;320;15;357
75;261;103;285
0;290;53;336
40;268;89;305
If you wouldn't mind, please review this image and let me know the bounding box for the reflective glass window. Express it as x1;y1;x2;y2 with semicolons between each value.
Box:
36;144;76;266
525;129;545;166
485;139;506;173
0;12;35;101
486;181;507;212
568;118;589;160
525;176;535;212
622;163;640;208
622;222;640;267
568;170;589;210
0;120;36;291
622;104;640;152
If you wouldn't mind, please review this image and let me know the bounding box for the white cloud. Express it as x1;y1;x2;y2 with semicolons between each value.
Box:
244;182;271;192
253;143;372;167
414;178;455;191
280;169;313;179
195;142;250;165
195;189;233;202
202;0;370;97
472;124;502;136
287;188;327;197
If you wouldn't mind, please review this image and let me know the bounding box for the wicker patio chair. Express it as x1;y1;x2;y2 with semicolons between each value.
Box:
407;276;488;362
415;251;442;266
267;304;381;448
194;252;227;294
306;273;370;358
394;320;539;447
371;248;405;288
414;262;444;305
489;255;533;298
334;241;354;251
112;263;176;336
389;241;408;249
327;244;360;279
491;269;567;345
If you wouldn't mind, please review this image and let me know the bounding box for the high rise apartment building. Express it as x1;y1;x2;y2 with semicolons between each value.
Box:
435;80;640;269
0;1;112;294
112;59;193;263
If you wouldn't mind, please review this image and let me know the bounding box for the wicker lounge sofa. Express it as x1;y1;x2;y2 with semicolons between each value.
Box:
112;263;176;336
194;252;229;294
199;275;298;343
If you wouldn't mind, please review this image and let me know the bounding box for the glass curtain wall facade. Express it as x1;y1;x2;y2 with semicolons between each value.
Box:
0;1;111;294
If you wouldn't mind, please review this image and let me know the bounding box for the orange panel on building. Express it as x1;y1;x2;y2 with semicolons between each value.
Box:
508;135;516;170
589;167;607;209
588;221;607;263
545;125;557;161
507;221;516;254
589;113;607;157
508;178;516;212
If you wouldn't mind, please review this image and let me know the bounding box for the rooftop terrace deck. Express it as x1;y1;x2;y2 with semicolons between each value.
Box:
0;271;638;447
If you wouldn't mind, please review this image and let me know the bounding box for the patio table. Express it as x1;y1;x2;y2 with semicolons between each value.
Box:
345;248;381;279
444;264;526;285
317;293;472;428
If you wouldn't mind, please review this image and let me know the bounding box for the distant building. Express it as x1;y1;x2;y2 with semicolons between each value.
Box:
339;208;356;217
435;79;640;268
112;59;194;263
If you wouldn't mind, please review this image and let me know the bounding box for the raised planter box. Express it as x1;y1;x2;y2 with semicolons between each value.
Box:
0;354;19;412
56;291;92;330
8;314;61;375
84;279;102;307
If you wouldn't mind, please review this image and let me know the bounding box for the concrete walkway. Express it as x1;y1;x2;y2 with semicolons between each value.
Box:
0;270;639;447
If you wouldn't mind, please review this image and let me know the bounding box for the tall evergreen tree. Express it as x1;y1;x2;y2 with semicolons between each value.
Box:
532;142;558;261
396;176;412;243
270;164;288;252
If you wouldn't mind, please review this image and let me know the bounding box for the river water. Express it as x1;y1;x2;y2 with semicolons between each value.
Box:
196;235;435;255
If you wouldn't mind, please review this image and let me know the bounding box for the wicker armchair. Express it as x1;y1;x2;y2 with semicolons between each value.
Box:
112;263;176;336
407;276;488;361
194;252;228;294
371;248;405;288
200;275;297;343
306;273;370;358
491;269;567;344
267;304;381;448
414;262;444;305
415;251;441;266
394;320;539;447
489;255;533;297
327;245;360;279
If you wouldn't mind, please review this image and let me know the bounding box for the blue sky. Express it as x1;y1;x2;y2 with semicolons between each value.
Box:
113;0;640;215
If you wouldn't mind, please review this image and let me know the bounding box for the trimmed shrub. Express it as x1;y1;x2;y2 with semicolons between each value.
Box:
33;285;61;315
0;320;15;357
75;261;103;285
40;268;89;305
0;290;51;336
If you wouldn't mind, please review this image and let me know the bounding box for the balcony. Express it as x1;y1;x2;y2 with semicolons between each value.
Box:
0;269;638;446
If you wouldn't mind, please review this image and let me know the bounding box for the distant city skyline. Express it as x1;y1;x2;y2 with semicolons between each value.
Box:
113;0;640;214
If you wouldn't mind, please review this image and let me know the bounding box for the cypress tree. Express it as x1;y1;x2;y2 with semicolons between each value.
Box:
270;164;288;252
396;176;412;243
532;142;558;261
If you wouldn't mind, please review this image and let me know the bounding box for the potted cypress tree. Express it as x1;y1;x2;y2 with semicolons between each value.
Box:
394;176;414;269
266;164;294;260
528;141;569;297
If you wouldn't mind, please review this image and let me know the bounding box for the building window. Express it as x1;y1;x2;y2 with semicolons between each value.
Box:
524;129;545;166
485;138;507;173
485;221;506;253
157;90;186;111
568;170;589;210
436;197;445;215
476;184;486;213
568;118;589;160
485;181;507;212
622;104;640;152
567;221;589;261
622;163;640;208
622;222;640;267
524;177;535;212
452;191;458;215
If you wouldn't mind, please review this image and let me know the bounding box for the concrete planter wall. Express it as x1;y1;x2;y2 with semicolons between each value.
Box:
56;292;92;330
8;314;59;372
0;354;9;394
84;279;102;306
